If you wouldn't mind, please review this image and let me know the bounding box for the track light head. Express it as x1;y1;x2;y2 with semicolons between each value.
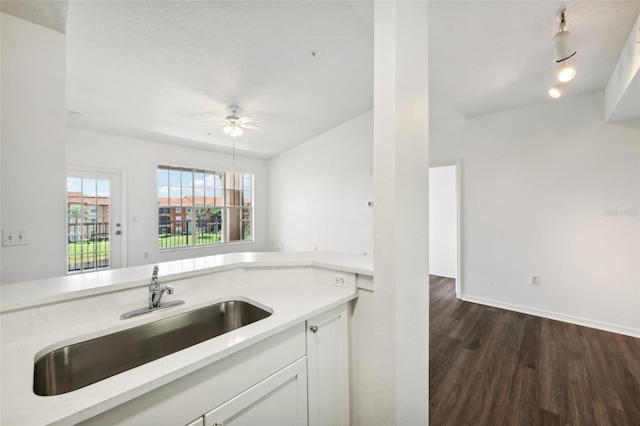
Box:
557;62;576;82
548;85;562;99
552;10;576;62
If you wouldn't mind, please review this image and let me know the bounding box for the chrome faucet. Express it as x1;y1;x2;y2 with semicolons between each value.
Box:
121;265;184;319
149;265;174;309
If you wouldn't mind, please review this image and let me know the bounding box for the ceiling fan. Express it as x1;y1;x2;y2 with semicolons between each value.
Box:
204;105;262;137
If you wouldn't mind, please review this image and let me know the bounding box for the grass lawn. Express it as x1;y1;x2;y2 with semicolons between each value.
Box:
68;240;109;254
68;240;110;270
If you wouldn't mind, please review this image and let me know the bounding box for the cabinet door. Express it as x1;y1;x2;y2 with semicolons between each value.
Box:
204;357;307;426
307;304;350;426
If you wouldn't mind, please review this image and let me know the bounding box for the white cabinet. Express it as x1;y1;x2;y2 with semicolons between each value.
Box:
79;325;306;426
186;417;205;426
307;304;350;426
204;357;307;426
80;303;351;426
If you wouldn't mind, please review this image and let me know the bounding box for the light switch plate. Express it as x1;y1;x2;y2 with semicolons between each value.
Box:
2;229;28;246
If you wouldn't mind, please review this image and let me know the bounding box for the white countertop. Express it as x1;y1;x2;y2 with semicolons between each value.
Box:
0;251;373;313
0;252;370;425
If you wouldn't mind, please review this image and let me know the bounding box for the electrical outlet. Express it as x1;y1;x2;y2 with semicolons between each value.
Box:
333;273;348;288
530;274;540;285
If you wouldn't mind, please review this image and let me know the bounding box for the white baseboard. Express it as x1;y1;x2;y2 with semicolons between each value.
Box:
460;294;640;338
429;270;456;279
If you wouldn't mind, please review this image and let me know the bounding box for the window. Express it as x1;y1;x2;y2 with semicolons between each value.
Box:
157;165;254;249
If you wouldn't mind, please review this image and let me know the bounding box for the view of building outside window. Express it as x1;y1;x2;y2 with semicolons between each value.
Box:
157;165;253;249
66;177;111;273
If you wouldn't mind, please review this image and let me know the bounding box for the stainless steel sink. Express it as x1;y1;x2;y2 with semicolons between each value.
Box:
33;300;272;396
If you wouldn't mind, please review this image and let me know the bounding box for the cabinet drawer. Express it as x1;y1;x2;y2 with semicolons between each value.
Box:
204;357;308;426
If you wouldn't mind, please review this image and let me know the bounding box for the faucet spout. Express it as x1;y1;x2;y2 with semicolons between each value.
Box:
152;265;159;281
149;265;172;309
122;266;184;319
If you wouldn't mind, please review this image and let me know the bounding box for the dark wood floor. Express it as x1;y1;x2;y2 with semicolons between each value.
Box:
429;275;640;426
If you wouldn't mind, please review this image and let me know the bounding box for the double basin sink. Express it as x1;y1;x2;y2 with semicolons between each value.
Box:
33;300;272;396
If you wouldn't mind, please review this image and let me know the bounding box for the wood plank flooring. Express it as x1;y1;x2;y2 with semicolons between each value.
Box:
429;275;640;426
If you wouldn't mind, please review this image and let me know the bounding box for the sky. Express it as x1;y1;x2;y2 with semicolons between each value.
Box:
67;177;110;197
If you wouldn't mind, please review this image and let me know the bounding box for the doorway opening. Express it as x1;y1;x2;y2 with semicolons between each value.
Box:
429;162;461;297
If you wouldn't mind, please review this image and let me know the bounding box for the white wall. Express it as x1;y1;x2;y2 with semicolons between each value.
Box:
268;87;638;336
429;165;457;278
431;90;640;336
1;13;68;284
267;110;373;256
67;128;268;267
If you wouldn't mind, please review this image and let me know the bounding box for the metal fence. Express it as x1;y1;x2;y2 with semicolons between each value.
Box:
67;222;110;272
158;218;223;249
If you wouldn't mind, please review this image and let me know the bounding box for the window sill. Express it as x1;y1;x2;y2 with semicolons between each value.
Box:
158;240;255;252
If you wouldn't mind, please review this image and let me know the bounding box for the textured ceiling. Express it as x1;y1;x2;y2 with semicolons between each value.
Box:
428;1;640;118
0;0;68;34
7;1;639;157
65;0;374;159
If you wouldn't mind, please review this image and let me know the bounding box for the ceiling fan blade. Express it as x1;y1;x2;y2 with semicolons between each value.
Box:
204;112;228;121
203;121;229;125
240;124;262;131
236;116;254;124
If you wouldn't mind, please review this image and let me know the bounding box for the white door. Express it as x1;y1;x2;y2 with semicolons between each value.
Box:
66;169;125;273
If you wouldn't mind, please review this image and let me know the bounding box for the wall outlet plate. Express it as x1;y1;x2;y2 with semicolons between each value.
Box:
332;273;348;288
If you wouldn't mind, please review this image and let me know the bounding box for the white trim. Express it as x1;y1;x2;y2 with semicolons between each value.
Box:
429;270;456;279
460;294;640;338
454;160;462;298
429;160;463;298
356;275;374;291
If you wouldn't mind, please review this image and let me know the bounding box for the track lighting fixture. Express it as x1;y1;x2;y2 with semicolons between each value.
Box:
549;9;577;98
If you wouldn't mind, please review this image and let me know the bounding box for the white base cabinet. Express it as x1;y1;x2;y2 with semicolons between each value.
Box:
307;304;350;426
81;303;350;426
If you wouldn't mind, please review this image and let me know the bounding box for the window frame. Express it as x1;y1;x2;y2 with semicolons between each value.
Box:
157;165;254;251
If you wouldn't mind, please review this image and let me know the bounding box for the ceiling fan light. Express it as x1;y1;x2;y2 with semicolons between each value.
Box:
557;63;576;82
224;124;243;138
548;85;562;99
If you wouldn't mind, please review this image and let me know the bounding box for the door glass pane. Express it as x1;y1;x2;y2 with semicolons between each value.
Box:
67;177;111;273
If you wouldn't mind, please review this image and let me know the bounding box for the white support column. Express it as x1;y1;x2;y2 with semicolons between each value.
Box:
373;2;430;425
